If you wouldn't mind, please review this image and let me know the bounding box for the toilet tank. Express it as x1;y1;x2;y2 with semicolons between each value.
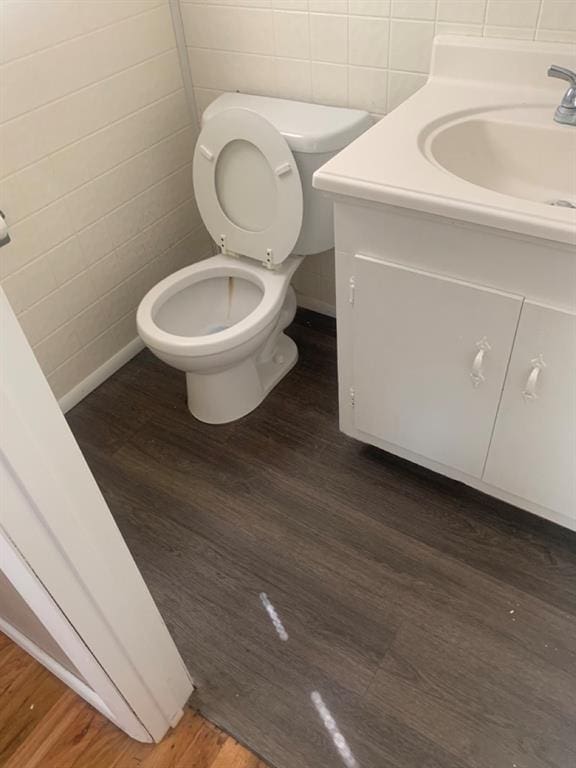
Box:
201;94;372;256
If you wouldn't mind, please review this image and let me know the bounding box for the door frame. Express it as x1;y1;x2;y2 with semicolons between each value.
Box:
0;288;193;742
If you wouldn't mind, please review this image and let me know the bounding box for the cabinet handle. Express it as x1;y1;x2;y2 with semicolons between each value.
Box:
522;355;546;401
470;337;491;388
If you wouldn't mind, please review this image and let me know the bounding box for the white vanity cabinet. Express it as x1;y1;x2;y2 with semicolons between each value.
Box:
352;255;523;477
332;204;576;531
312;36;576;529
483;302;576;517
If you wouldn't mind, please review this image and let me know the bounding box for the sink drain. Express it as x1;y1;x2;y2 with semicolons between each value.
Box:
548;199;576;209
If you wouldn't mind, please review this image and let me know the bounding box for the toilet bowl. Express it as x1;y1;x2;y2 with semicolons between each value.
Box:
137;253;302;423
137;93;371;423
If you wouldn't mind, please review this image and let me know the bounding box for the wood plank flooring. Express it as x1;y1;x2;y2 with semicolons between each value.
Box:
66;309;576;768
0;633;266;767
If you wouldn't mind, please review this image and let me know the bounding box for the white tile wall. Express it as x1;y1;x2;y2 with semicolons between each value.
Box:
181;0;575;312
0;1;212;400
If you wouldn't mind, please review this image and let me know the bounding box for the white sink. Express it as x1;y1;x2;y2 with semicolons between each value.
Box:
426;107;576;206
314;36;576;245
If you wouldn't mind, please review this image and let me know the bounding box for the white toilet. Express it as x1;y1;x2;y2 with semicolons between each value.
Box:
137;94;370;423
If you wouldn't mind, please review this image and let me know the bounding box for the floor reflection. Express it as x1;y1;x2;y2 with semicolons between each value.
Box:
259;592;289;642
311;691;359;768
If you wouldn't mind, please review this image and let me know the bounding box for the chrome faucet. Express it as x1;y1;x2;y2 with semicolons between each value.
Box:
548;65;576;126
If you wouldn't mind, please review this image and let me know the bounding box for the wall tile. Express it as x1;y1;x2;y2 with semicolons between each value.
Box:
349;16;389;67
311;13;348;63
47;312;137;399
348;66;388;112
33;324;83;375
483;25;534;39
485;1;540;29
3;255;58;314
391;1;436;20
272;1;308;10
309;0;349;12
188;48;277;93
535;27;576;42
1;199;75;279
311;62;348;106
44;237;91;287
387;69;427;109
194;87;225;115
437;1;487;24
540;0;576;31
275;58;313;100
0;6;175;122
181;4;275;55
435;21;483;36
64;127;195;230
273;11;310;59
18;289;73;346
349;1;390;15
50;91;190;196
0;50;183;178
0;1;164;64
389;20;434;73
0;158;63;224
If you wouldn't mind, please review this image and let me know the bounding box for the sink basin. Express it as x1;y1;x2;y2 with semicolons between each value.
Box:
426;107;576;206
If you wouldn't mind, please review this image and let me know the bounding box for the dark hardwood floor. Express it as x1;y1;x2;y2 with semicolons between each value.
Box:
67;310;576;768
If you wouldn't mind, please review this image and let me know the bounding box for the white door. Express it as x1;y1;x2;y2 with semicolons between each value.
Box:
483;301;576;518
352;255;523;477
0;288;193;742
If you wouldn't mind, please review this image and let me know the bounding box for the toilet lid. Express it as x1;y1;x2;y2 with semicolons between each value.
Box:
193;108;303;267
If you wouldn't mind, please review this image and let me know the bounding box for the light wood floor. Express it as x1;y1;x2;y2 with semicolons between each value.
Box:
0;632;267;767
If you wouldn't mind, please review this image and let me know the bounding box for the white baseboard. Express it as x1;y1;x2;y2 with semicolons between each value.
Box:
296;294;336;319
59;336;144;414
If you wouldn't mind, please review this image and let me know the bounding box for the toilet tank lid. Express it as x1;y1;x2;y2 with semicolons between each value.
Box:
201;93;372;154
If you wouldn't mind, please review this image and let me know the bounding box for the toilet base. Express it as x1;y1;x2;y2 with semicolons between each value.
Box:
185;333;298;424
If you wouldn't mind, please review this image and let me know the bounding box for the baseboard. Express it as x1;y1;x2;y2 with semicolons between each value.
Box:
295;294;336;318
59;336;144;414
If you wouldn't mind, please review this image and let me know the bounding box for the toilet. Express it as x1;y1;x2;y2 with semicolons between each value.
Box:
137;94;371;423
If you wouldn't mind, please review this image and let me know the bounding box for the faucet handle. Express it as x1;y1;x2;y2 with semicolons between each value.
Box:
548;65;576;85
548;65;576;123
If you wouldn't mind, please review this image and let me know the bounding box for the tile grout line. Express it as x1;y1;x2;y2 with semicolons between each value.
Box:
23;197;203;346
0;2;167;69
0;46;179;129
1;85;187;187
3;121;195;235
32;220;208;358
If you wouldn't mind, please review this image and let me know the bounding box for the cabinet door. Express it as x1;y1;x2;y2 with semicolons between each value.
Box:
483;301;576;518
352;255;523;477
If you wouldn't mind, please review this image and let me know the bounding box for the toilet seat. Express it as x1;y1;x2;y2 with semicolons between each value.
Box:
137;254;303;358
193;108;303;268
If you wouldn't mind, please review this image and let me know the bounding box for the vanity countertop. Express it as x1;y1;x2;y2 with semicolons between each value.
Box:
313;36;576;247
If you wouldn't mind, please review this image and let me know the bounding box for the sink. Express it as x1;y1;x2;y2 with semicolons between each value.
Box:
313;36;576;245
425;107;576;206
